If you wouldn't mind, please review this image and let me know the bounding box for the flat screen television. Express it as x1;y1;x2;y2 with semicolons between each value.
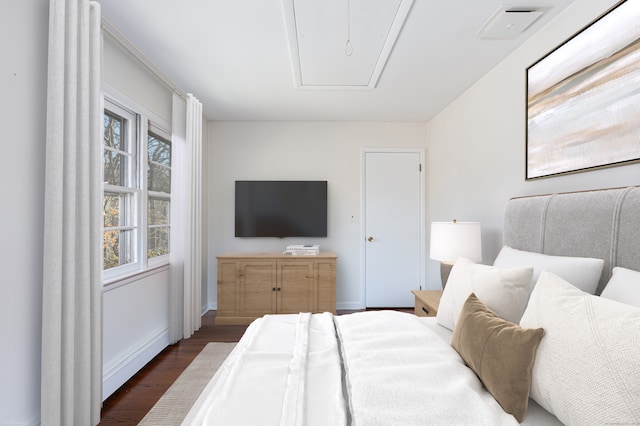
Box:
235;180;328;238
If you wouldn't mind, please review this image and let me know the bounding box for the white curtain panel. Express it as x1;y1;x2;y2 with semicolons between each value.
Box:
169;94;186;343
170;93;203;343
185;94;203;337
41;0;102;425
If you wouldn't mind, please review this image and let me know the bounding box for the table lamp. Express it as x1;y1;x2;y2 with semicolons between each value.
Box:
430;220;482;289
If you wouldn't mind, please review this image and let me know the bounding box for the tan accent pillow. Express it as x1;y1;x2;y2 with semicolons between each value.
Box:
451;293;544;422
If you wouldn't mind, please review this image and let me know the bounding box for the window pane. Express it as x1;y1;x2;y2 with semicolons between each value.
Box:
104;112;124;150
103;229;135;269
103;150;126;186
148;198;170;225
148;226;169;258
148;163;171;192
103;193;132;227
148;132;171;193
148;133;171;166
103;194;120;227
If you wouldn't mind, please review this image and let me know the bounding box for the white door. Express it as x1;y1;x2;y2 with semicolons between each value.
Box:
364;150;423;307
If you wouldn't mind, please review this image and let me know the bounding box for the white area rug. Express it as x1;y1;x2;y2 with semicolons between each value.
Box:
138;342;236;425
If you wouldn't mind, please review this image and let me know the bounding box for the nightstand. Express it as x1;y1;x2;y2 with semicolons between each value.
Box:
411;290;443;317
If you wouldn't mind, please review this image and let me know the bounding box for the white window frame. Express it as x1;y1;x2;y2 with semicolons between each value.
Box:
102;91;171;284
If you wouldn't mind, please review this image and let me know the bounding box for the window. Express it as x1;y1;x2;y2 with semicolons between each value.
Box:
102;98;171;281
147;132;171;259
103;103;137;272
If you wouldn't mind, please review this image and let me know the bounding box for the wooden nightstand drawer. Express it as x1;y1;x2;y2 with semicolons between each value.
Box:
412;290;442;317
415;298;436;317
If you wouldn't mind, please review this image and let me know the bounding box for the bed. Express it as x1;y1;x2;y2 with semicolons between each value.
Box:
183;187;640;425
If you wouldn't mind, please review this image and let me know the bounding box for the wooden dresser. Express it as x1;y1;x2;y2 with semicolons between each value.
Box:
216;252;337;325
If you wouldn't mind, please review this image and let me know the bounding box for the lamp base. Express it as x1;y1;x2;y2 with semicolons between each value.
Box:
440;262;454;289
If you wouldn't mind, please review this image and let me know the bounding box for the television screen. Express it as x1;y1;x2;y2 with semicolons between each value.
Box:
235;180;328;238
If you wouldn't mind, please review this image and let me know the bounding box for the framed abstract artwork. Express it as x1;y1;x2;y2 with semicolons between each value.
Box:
526;0;640;180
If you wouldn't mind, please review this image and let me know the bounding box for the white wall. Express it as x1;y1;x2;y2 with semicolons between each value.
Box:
102;269;170;398
425;0;640;288
101;32;211;399
207;122;427;309
0;1;48;424
103;35;172;122
100;35;174;400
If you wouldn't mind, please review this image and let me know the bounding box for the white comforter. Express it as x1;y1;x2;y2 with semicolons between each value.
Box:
183;312;346;425
336;311;517;425
183;311;522;425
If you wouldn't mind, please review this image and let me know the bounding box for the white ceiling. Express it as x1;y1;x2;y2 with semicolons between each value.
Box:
99;0;575;122
282;0;414;88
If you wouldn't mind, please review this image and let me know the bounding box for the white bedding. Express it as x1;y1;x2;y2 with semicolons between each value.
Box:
183;311;561;425
183;312;346;425
336;311;518;426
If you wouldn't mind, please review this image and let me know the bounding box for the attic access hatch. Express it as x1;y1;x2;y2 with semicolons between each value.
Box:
282;0;414;90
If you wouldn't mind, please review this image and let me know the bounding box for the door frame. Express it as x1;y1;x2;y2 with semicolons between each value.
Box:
360;147;426;307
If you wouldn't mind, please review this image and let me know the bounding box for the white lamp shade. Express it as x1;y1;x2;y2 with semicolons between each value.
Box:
430;221;482;263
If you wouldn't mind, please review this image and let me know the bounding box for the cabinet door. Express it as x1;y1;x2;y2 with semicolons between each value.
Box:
317;260;336;313
217;260;239;317
277;261;314;314
239;261;277;317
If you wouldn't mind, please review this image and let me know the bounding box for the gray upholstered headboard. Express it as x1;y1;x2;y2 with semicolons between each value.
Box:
504;186;640;295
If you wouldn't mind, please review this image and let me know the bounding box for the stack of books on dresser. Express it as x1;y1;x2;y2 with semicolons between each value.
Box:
283;244;320;256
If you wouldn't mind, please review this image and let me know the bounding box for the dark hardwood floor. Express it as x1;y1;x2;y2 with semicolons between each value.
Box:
99;311;247;425
99;308;412;424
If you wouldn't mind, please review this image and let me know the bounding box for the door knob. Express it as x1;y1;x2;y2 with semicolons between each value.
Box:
367;236;374;242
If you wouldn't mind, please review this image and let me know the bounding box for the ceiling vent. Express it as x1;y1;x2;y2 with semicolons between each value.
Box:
282;0;414;90
477;6;544;40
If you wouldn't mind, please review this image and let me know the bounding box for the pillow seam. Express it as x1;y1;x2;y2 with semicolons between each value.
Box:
477;325;500;380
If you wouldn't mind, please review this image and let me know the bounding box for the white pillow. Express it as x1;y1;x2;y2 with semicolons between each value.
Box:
520;270;640;425
436;257;534;331
493;246;604;294
601;267;640;308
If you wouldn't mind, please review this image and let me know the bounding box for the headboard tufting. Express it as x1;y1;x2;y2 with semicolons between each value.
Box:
504;186;640;295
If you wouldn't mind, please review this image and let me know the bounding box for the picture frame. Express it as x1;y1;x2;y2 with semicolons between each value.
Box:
525;0;640;180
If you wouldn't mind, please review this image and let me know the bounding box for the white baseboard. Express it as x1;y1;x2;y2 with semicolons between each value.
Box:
336;301;365;310
0;413;40;426
102;327;170;400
